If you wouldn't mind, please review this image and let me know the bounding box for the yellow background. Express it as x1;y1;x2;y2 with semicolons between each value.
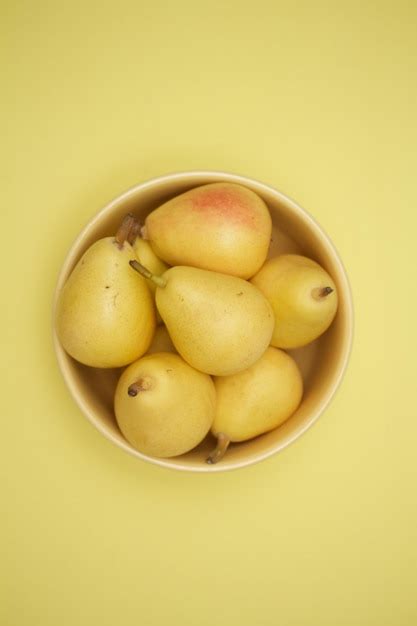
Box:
3;2;417;625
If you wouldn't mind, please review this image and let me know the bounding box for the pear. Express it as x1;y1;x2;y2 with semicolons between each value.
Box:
56;215;156;368
114;353;216;457
130;261;274;376
251;254;338;349
207;347;303;463
133;235;169;324
142;182;272;279
133;237;169;295
146;325;177;354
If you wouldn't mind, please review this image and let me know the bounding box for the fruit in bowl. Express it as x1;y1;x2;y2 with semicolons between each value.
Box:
130;261;274;377
53;171;353;472
208;347;303;464
55;214;155;368
141;182;272;279
251;254;338;349
115;353;216;458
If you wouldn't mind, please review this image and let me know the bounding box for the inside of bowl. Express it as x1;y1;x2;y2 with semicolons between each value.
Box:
54;173;352;471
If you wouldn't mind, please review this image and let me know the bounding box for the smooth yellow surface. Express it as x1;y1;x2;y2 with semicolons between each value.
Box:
2;2;416;625
252;254;338;348
145;182;272;278
56;238;155;367
156;266;274;376
212;347;303;441
115;353;215;457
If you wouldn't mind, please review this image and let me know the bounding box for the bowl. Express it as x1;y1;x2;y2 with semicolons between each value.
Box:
53;171;353;472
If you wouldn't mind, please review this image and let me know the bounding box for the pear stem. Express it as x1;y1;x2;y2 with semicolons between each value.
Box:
129;259;167;288
128;377;153;397
206;433;231;465
127;218;141;246
312;286;334;301
115;213;136;248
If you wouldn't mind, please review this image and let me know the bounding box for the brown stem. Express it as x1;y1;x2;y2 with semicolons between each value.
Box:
312;286;334;301
140;225;149;240
127;218;141;246
206;433;231;464
129;259;167;288
115;214;136;248
127;377;153;397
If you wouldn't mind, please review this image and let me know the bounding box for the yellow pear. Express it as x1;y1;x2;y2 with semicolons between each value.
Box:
56;215;156;368
251;254;338;349
207;347;303;463
146;325;176;354
133;237;169;295
133;236;168;324
114;353;215;457
142;182;272;279
130;261;274;376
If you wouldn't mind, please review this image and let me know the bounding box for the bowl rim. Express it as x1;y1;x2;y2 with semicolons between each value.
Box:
52;169;354;473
